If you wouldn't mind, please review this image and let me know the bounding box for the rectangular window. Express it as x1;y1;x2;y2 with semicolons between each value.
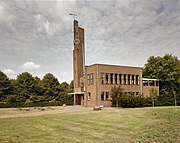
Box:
90;73;94;84
132;75;134;85
156;81;159;86
88;73;94;85
150;81;154;86
87;74;90;85
115;74;118;84
124;74;127;84
136;75;139;85
143;81;148;86
105;73;109;84
106;92;109;100
120;74;122;84
110;73;113;84
101;73;105;84
136;92;139;95
101;92;105;101
128;74;131;85
88;92;91;100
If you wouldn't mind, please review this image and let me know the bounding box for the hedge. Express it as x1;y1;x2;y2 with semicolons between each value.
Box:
112;94;180;108
0;100;73;108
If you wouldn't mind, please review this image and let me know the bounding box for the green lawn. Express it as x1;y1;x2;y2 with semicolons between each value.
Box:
0;107;179;143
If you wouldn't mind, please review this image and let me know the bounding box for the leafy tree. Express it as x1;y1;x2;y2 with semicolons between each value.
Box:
0;71;12;101
69;80;74;93
34;76;43;96
16;72;37;102
59;82;69;92
41;73;60;98
55;81;74;104
149;88;158;107
143;54;180;96
111;85;124;107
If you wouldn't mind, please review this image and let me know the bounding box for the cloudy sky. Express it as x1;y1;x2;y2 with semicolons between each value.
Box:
0;0;180;83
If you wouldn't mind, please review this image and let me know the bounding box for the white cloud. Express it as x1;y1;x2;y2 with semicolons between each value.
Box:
34;14;57;35
3;69;17;79
0;0;179;83
0;1;15;25
21;62;40;70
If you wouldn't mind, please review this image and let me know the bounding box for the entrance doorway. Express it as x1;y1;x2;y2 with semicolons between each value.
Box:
74;94;84;105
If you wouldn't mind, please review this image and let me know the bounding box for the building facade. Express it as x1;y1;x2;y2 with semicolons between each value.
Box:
72;20;159;107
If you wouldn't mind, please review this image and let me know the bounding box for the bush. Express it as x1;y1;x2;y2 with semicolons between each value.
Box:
120;94;146;108
111;92;180;108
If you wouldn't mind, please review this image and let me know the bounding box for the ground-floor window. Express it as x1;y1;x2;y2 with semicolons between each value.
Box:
101;92;105;101
101;91;110;101
88;92;91;100
106;92;109;99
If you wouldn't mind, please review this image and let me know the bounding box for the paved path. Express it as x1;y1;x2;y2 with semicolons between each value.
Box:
0;106;92;119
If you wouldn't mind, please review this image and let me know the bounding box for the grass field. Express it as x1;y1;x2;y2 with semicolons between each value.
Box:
0;107;179;143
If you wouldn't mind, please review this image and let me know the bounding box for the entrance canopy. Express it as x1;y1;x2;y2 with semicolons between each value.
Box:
68;92;85;95
68;92;84;105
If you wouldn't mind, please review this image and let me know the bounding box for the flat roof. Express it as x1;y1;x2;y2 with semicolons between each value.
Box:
143;78;160;81
86;63;142;69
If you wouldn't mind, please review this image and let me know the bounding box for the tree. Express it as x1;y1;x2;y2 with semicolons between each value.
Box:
143;54;180;97
16;72;37;102
41;73;60;98
111;85;124;107
69;80;74;93
33;76;43;96
59;82;69;92
149;88;158;107
0;71;12;101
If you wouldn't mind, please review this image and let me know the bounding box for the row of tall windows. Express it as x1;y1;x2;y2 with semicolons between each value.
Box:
101;73;140;85
87;73;94;85
143;80;159;86
100;91;139;101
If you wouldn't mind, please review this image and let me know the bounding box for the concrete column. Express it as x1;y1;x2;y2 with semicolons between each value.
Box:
113;74;115;84
126;75;128;85
130;75;132;85
108;73;110;84
134;76;136;85
117;74;119;85
138;76;140;85
104;92;106;101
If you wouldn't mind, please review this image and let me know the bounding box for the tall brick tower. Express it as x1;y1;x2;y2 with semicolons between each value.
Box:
73;20;85;93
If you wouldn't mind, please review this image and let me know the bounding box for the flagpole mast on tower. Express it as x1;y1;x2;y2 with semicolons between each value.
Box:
69;13;77;19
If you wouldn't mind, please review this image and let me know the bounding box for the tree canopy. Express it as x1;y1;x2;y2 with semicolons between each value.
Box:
0;71;12;101
0;71;74;107
143;54;180;96
41;73;60;97
16;72;38;102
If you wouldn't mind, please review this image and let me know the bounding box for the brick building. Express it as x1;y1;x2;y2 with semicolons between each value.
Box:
71;20;159;107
